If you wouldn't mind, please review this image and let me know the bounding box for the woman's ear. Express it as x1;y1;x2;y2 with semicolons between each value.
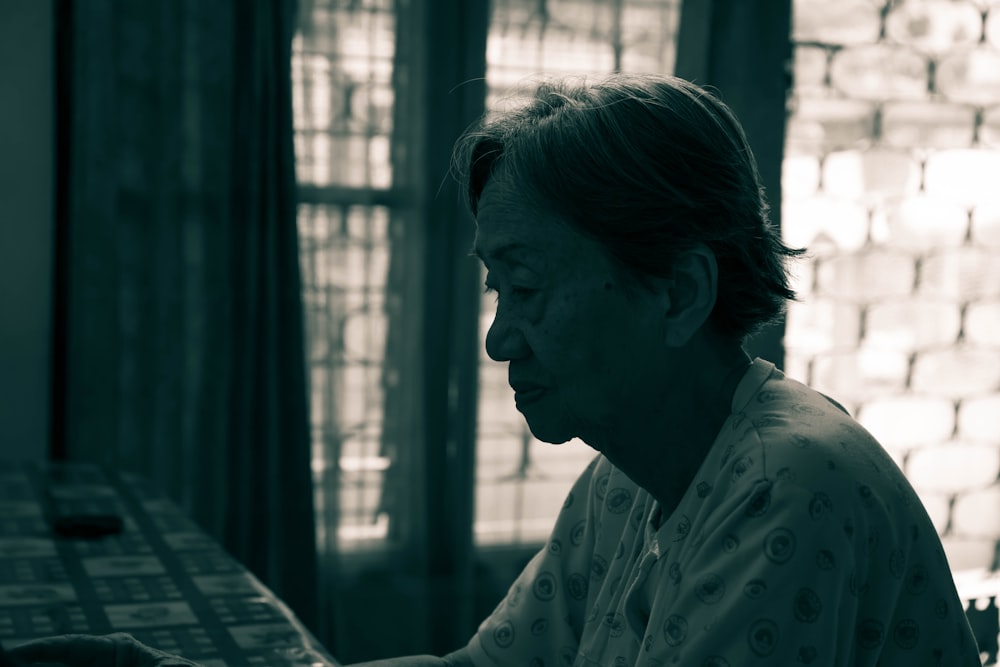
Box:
662;244;718;348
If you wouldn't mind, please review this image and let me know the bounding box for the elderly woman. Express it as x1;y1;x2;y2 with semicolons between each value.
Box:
10;75;981;667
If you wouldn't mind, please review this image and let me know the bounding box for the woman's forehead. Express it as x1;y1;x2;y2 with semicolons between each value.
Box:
474;179;585;266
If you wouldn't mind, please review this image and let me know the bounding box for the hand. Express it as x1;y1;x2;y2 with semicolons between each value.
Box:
6;633;203;667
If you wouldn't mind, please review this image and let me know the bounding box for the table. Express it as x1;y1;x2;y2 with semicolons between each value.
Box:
0;461;339;667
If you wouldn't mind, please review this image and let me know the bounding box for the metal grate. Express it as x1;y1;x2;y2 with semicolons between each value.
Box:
293;0;395;548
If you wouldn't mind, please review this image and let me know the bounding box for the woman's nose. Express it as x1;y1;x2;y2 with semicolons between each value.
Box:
485;313;529;362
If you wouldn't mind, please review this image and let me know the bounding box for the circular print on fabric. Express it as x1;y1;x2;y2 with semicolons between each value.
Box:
533;572;557;601
793;587;822;623
696;574;726;604
566;573;589;601
493;620;515;649
744;578;768;599
663;614;688;647
857;619;885;650
893;618;920;649
605;487;633;514
763;528;797;564
530;617;549;636
747;619;779;657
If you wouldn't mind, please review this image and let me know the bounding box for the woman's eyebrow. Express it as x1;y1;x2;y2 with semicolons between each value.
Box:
468;242;540;266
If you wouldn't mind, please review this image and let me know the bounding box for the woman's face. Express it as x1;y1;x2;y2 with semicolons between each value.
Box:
474;177;671;447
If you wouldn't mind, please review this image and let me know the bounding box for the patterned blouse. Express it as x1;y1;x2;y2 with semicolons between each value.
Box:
465;359;982;667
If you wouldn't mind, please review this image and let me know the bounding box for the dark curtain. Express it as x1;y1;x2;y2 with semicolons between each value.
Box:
57;0;318;633
674;0;793;366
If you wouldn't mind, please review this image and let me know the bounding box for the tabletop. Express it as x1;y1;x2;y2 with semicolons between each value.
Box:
0;461;339;667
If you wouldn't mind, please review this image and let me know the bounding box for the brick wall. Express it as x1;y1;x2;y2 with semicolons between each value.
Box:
784;0;1000;572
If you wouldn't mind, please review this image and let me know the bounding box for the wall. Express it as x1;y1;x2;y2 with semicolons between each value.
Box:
0;0;55;461
784;0;1000;573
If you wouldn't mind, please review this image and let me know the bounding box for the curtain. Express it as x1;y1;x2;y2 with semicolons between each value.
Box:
59;0;319;634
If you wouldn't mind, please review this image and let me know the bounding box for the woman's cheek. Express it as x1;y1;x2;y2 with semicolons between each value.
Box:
523;293;549;324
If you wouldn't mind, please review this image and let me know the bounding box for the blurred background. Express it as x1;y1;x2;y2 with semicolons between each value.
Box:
2;0;1000;662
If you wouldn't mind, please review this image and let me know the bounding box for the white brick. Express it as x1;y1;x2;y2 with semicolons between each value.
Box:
912;347;1000;397
989;7;1000;49
782;197;869;254
972;201;1000;249
793;0;883;45
784;299;861;355
865;300;961;350
965;302;1000;346
782;353;813;389
783;155;821;198
876;196;969;251
786;97;876;153
882;442;908;473
940;536;998;572
952;485;1000;537
908;444;1000;494
936;47;1000;106
924;149;1000;207
981;106;1000;149
816;251;915;300
920;246;1000;300
858;396;955;449
957;394;1000;442
880;102;977;150
811;348;910;403
906;443;1000;496
822;149;921;201
830;44;929;101
792;45;829;96
915;490;953;536
885;1;984;54
787;256;815;299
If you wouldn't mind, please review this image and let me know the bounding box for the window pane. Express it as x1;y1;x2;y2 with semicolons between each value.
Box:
292;2;394;188
300;203;391;548
294;1;396;551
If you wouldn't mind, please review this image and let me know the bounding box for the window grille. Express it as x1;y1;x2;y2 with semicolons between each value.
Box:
293;0;395;549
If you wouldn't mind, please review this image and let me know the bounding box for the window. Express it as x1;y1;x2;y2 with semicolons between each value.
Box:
293;0;681;553
292;0;395;549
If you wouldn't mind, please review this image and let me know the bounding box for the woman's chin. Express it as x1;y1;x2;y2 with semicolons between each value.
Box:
522;418;574;445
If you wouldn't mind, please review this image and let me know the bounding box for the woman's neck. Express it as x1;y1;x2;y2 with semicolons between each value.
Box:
593;333;751;512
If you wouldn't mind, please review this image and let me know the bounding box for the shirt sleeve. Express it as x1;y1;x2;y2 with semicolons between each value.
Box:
639;473;980;667
466;456;603;667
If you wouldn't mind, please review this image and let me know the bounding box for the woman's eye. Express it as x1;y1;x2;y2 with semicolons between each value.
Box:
482;284;536;301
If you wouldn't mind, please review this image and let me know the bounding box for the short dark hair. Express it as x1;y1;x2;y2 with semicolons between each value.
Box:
452;73;804;341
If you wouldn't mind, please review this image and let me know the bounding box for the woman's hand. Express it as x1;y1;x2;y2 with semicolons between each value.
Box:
6;633;203;667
